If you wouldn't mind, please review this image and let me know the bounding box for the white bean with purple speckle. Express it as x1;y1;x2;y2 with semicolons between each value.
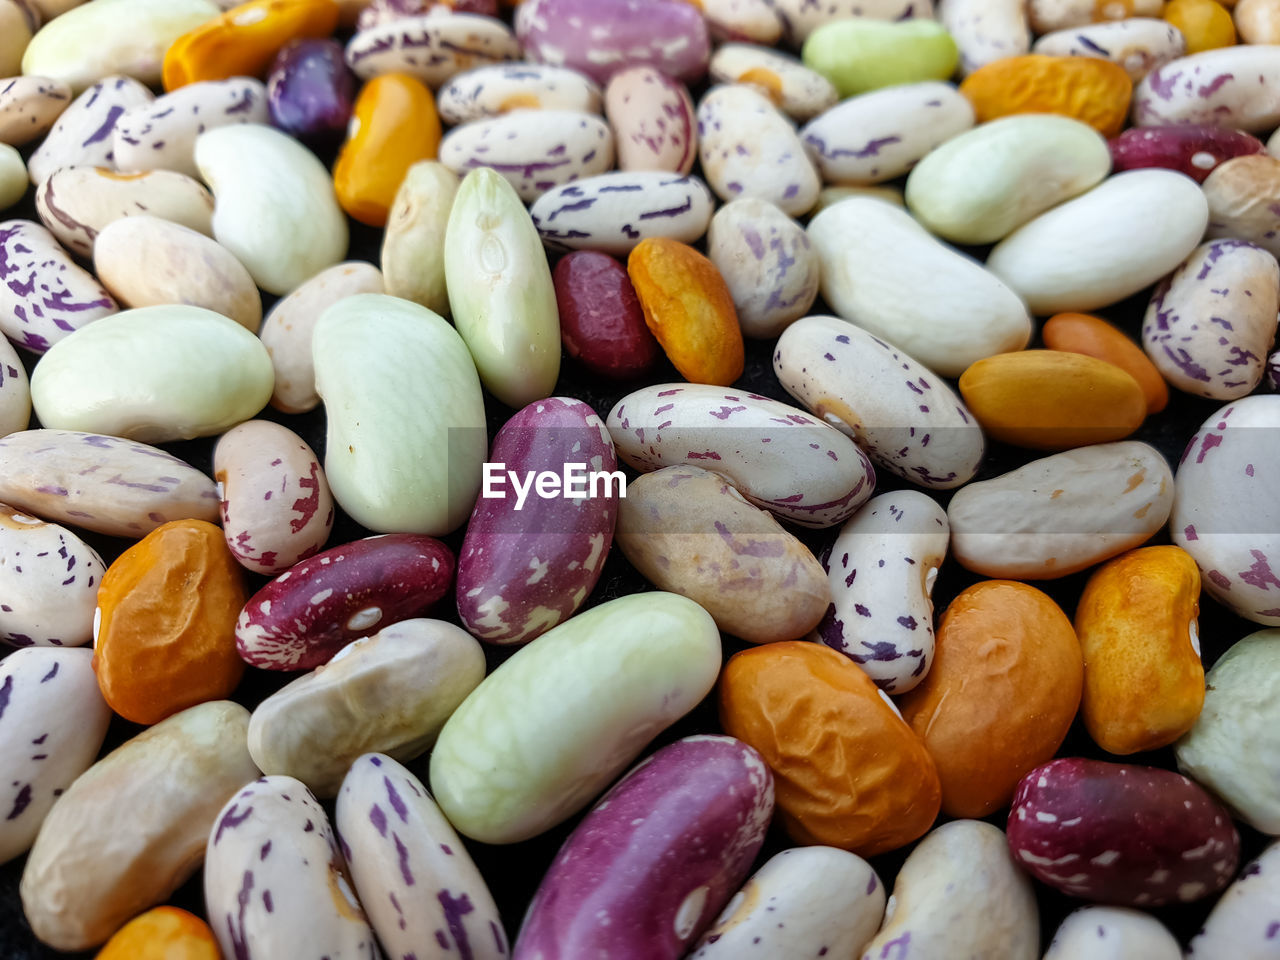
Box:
768;0;932;44
603;65;697;174
0;334;29;437
774;315;984;488
0;648;111;866
0;505;104;648
1044;906;1181;960
0;76;71;147
437;62;602;125
938;0;1030;76
336;753;510;960
1033;18;1185;81
799;81;974;186
700;0;784;46
708;44;837;121
1186;840;1280;959
1134;45;1280;132
26;75;152;186
345;12;521;87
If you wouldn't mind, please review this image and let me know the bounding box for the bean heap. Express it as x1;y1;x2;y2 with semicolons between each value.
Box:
1;0;1279;957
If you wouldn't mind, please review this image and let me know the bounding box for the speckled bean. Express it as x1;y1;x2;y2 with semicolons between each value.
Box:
345;12;520;86
808;198;1031;377
939;0;1030;76
799;81;975;185
248;619;484;796
112;77;268;180
603;66;696;173
1045;907;1181;959
336;754;509;960
204;776;378;960
948;441;1174;579
1203;153;1280;258
0;219;116;353
438;63;602;125
696;84;820;216
690;847;885;960
1034;18;1186;81
705;198;817;338
816;491;948;693
607;383;876;529
768;0;932;45
774;315;985;488
1187;840;1280;958
35;166;214;258
266;38;354;142
0;505;103;647
0;429;218;538
440;108;614;202
258;261;385;415
0;648;111;865
1171;395;1280;624
1143;239;1279;400
530;171;714;256
0;336;29;437
212;419;333;575
20;701;260;951
1029;0;1163;32
0;76;70;146
701;0;784;45
616;465;829;643
26;75;152;186
1111;123;1264;182
236;533;455;671
1134;45;1280;130
861;820;1038;960
707;44;838;121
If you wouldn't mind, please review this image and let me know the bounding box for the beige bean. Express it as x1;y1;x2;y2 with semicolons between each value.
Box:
0;76;70;147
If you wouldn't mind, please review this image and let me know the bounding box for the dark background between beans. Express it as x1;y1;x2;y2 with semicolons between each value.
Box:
0;108;1267;959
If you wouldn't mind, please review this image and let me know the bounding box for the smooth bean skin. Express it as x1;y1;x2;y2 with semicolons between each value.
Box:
553;250;659;379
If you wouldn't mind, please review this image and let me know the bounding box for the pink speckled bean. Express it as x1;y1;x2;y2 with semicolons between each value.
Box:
26;75;152;186
604;66;696;174
1133;46;1280;132
345;12;520;87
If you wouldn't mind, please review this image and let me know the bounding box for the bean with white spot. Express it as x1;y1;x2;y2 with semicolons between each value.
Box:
0;505;103;648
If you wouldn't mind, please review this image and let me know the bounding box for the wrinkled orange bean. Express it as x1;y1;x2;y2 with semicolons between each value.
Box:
958;349;1147;450
627;237;745;386
959;54;1132;137
96;907;220;960
1042;312;1170;414
94;519;247;725
898;581;1083;818
1075;545;1205;755
1166;0;1237;52
163;0;341;91
719;641;941;857
334;73;442;227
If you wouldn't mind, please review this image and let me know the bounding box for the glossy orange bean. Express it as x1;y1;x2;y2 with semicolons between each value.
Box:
1042;312;1170;414
898;580;1083;818
1076;545;1205;755
94;519;246;725
163;0;341;91
959;54;1132;137
1166;0;1237;52
719;641;941;857
627;237;745;386
96;907;220;960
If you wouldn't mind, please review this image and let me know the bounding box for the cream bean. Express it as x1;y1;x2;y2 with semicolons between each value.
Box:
939;0;1030;76
0;334;29;436
708;43;838;121
1033;18;1185;81
0;143;24;210
1236;0;1280;43
1045;907;1181;959
380;160;457;316
0;1;35;78
1029;0;1162;33
437;62;602;125
604;65;697;173
1187;841;1280;959
0;76;70;146
1204;153;1280;258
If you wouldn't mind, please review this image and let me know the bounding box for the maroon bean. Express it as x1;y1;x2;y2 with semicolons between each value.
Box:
553;251;660;379
1109;124;1265;184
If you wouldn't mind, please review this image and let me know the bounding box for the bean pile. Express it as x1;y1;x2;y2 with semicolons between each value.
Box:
1;0;1279;957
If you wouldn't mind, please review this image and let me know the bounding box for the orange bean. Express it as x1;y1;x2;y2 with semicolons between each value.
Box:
94;519;246;725
719;641;940;857
897;581;1083;818
96;907;220;960
959;54;1132;137
627;237;744;386
1166;0;1238;52
1042;312;1170;414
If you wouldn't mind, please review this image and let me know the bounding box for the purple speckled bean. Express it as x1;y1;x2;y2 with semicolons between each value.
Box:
0;648;110;865
1007;757;1240;906
606;382;875;529
438;63;602;125
457;397;617;645
513;735;773;960
0;505;104;648
213;420;334;576
441;108;613;202
817;491;949;693
336;753;509;960
267;39;354;143
1034;19;1181;82
0;76;72;148
205;775;379;960
697;84;819;217
235;533;455;671
1187;840;1280;958
345;12;521;87
707;44;838;121
1171;395;1280;625
0;219;117;353
1133;46;1280;132
112;77;268;180
529;171;714;255
1142;239;1279;401
26;75;152;185
515;0;710;85
603;66;697;174
769;0;932;44
0;429;218;538
700;0;784;45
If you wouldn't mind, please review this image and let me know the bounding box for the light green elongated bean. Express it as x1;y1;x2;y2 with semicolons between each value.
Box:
802;19;959;99
429;591;722;844
443;166;561;409
311;293;487;537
